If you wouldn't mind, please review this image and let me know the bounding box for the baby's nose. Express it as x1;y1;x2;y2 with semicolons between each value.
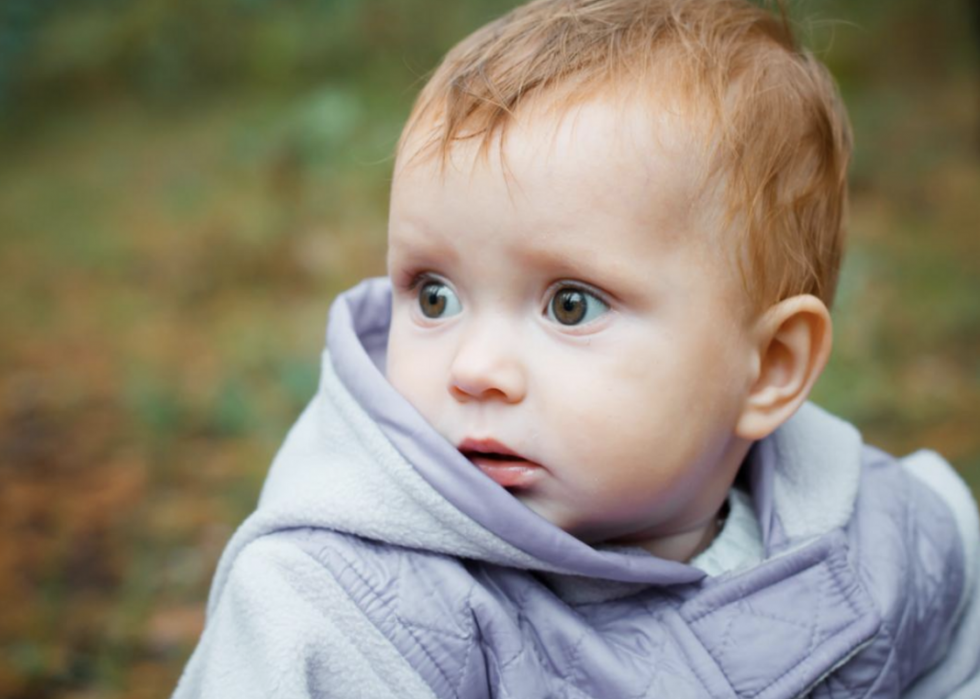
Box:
448;327;527;403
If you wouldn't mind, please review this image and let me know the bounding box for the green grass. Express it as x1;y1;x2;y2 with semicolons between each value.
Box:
0;92;392;697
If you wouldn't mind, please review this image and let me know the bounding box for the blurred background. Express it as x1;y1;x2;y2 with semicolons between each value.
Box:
0;0;978;696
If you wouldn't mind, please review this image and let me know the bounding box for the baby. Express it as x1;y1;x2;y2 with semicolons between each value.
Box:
174;0;980;697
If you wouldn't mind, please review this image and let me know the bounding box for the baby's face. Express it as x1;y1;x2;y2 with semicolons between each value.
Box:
386;100;757;549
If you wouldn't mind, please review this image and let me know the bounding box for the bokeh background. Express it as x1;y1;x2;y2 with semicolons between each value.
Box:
0;0;978;696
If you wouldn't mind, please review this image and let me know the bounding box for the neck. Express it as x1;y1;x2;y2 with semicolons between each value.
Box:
632;514;723;562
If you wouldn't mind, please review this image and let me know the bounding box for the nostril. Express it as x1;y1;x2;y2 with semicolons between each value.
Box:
449;384;472;401
449;380;511;402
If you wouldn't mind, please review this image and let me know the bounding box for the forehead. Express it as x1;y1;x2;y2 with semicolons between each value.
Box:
391;97;707;250
387;97;748;319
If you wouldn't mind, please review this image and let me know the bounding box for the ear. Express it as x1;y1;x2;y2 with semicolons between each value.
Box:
735;294;833;441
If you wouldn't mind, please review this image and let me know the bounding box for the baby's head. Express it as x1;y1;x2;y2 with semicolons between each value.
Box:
384;0;851;560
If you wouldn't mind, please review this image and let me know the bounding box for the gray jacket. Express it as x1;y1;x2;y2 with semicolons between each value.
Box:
173;278;980;698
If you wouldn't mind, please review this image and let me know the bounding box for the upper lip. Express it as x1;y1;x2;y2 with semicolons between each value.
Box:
457;437;531;462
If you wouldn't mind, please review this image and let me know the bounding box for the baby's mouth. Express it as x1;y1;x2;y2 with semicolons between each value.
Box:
458;438;543;488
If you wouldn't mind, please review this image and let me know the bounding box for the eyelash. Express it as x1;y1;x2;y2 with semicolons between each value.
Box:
402;271;445;295
544;280;610;308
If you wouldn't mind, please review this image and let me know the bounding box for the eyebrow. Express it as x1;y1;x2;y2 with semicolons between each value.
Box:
503;235;656;303
387;221;460;265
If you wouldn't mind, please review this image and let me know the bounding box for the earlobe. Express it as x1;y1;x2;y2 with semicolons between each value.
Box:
735;295;833;441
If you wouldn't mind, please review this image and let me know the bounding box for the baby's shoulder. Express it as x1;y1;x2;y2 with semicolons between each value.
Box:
851;444;972;588
841;445;977;685
854;443;976;548
246;527;488;696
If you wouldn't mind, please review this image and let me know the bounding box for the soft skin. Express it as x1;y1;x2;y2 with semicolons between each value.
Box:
385;99;832;562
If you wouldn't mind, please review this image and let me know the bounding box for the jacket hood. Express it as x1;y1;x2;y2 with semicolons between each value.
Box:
247;278;863;588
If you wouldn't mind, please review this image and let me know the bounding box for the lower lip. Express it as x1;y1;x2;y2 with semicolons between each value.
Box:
470;457;542;488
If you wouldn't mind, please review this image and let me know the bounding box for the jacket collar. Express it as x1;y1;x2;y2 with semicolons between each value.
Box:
327;277;863;582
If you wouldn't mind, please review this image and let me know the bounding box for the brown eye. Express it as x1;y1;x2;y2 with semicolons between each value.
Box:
548;286;608;326
418;281;461;319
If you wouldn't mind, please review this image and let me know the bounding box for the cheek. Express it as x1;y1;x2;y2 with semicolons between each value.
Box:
385;321;440;407
538;336;717;473
387;353;422;404
540;351;660;458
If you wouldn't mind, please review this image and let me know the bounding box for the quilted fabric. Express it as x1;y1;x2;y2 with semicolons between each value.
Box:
265;459;957;699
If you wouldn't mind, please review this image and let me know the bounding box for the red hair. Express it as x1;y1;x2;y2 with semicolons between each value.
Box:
398;0;852;309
